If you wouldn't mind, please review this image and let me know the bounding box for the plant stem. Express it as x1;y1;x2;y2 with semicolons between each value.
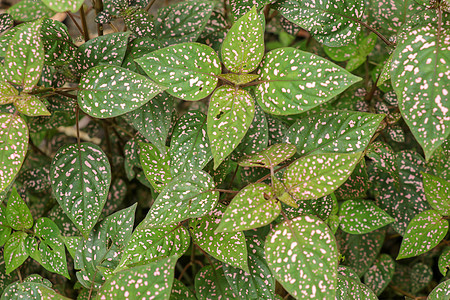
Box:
214;188;239;194
145;0;158;11
76;105;81;148
67;12;84;36
80;5;90;42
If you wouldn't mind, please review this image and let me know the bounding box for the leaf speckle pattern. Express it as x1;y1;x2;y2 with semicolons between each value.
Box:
139;143;172;192
50;143;111;238
265;215;338;299
239;143;297;168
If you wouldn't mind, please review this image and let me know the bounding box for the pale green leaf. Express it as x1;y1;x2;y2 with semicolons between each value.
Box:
423;172;450;216
0;81;18;105
428;279;450;300
6;188;33;231
218;73;259;85
42;0;84;12
14;95;50;117
4;231;29;274
139;143;171;193
238;143;296;168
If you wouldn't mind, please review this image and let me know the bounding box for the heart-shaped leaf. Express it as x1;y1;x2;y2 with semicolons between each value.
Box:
4;231;29;274
41;0;84;12
139;143;172;192
195;264;237;299
428;279;450;300
423;172;450;216
14;95;50;117
6;187;33;231
364;254;395;296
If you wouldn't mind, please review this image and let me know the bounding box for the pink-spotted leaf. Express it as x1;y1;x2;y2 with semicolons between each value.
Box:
428;279;450;300
7;0;53;22
0;81;18;105
265;215;338;299
170;279;197;300
364;254;395;296
238;143;296;168
195;264;238;300
14;94;50;117
6;187;33;231
221;6;264;73
207;86;255;169
78;65;165;118
41;0;84;12
1;281;71;299
139;143;171;193
255;48;362;115
439;246;450;276
4;231;29;274
423;172;450;216
50;143;111;238
336;273;378;299
136;42;221;101
142;170;218;227
0;206;10;247
397;209;449;259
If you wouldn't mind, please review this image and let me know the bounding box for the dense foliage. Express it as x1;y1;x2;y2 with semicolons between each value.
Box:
0;0;449;299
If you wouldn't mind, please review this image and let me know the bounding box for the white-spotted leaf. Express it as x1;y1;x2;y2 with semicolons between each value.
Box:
142;170;218;227
207;86;255;169
428;279;450;300
256;48;362;115
218;73;259;85
397;209;449;259
0;113;29;192
221;6;264;73
4;231;29;274
265;215;338;299
50;143;111;238
6;187;33;231
336;272;378;299
339;200;394;234
78;65;166;118
41;0;84;12
216;183;281;233
423;172;450;216
238;143;296;168
283;152;362;201
139;143;172;193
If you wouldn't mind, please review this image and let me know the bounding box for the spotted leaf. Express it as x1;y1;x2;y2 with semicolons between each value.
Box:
218;73;259;85
154;1;214;46
139;143;172;192
2;19;44;91
339;200;394;234
74;204;136;289
423;172;450;216
255;48;362;115
366;141;399;188
117;223;189;272
390;19;450;159
121;37;161;74
6;187;33;231
0;113;29;192
191;204;249;272
1;281;70;299
238;143;296;168
223;236;275;299
222;6;264;73
397;209;449;259
0;206;11;247
136;42;221;101
0;81;18;105
40;19;75;66
72;32;130;73
364;254;395;296
265;215;338;299
78;65;165;118
439;246;450;275
123;9;155;38
14;95;50;117
0;13;13;33
207;86;255;169
283;152;362;201
50;143;111;238
42;0;84;12
170;111;212;176
123;92;173;155
7;0;53;22
336;272;378;299
142;170;218;227
34;217;69;279
195;264;237;299
230;0;272;20
97;256;177;299
429;279;450;300
4;231;29;274
273;0;364;46
216;183;281;233
171;279;197;299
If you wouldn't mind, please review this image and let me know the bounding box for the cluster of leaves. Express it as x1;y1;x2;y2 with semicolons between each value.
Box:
0;0;449;299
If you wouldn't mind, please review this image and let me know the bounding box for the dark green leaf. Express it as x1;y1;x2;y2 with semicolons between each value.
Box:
170;279;197;300
40;19;75;66
439;246;450;276
336;272;378;299
4;231;29;274
195;264;237;300
364;254;395;296
7;0;53;22
423;172;450;216
42;0;83;12
0;206;11;247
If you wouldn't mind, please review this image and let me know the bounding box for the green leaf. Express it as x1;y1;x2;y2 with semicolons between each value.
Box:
221;6;264;73
0;81;18;105
216;183;281;233
122;92;173;154
142;170;218;227
4;231;29;274
334;160;369;200
238;143;296;168
97;256;177;299
50;143;111;238
428;279;450;300
0;206;11;247
136;42;221;101
255;48;362;115
265;215;338;299
2;19;44;91
423;172;450;216
40;19;75;66
75;204;136;289
0;113;29;192
14;95;50;117
283;152;362;200
191;204;249;272
121;37;161;73
336;273;378;299
6;188;33;230
117;223;190;272
7;0;53;22
366;141;399;188
273;0;364;46
72;32;130;74
339;200;394;234
170;111;212;176
34;217;69;279
207;86;255;169
78;65;166;118
170;279;197;300
155;1;215;46
0;13;13;33
223;236;275;299
123;9;155;38
41;0;84;12
195;264;237;300
397;209;449;259
390;19;450;159
218;73;259;85
285;111;384;155
364;254;395;296
439;246;450;276
139;143;172;192
1;281;70;299
230;0;271;20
